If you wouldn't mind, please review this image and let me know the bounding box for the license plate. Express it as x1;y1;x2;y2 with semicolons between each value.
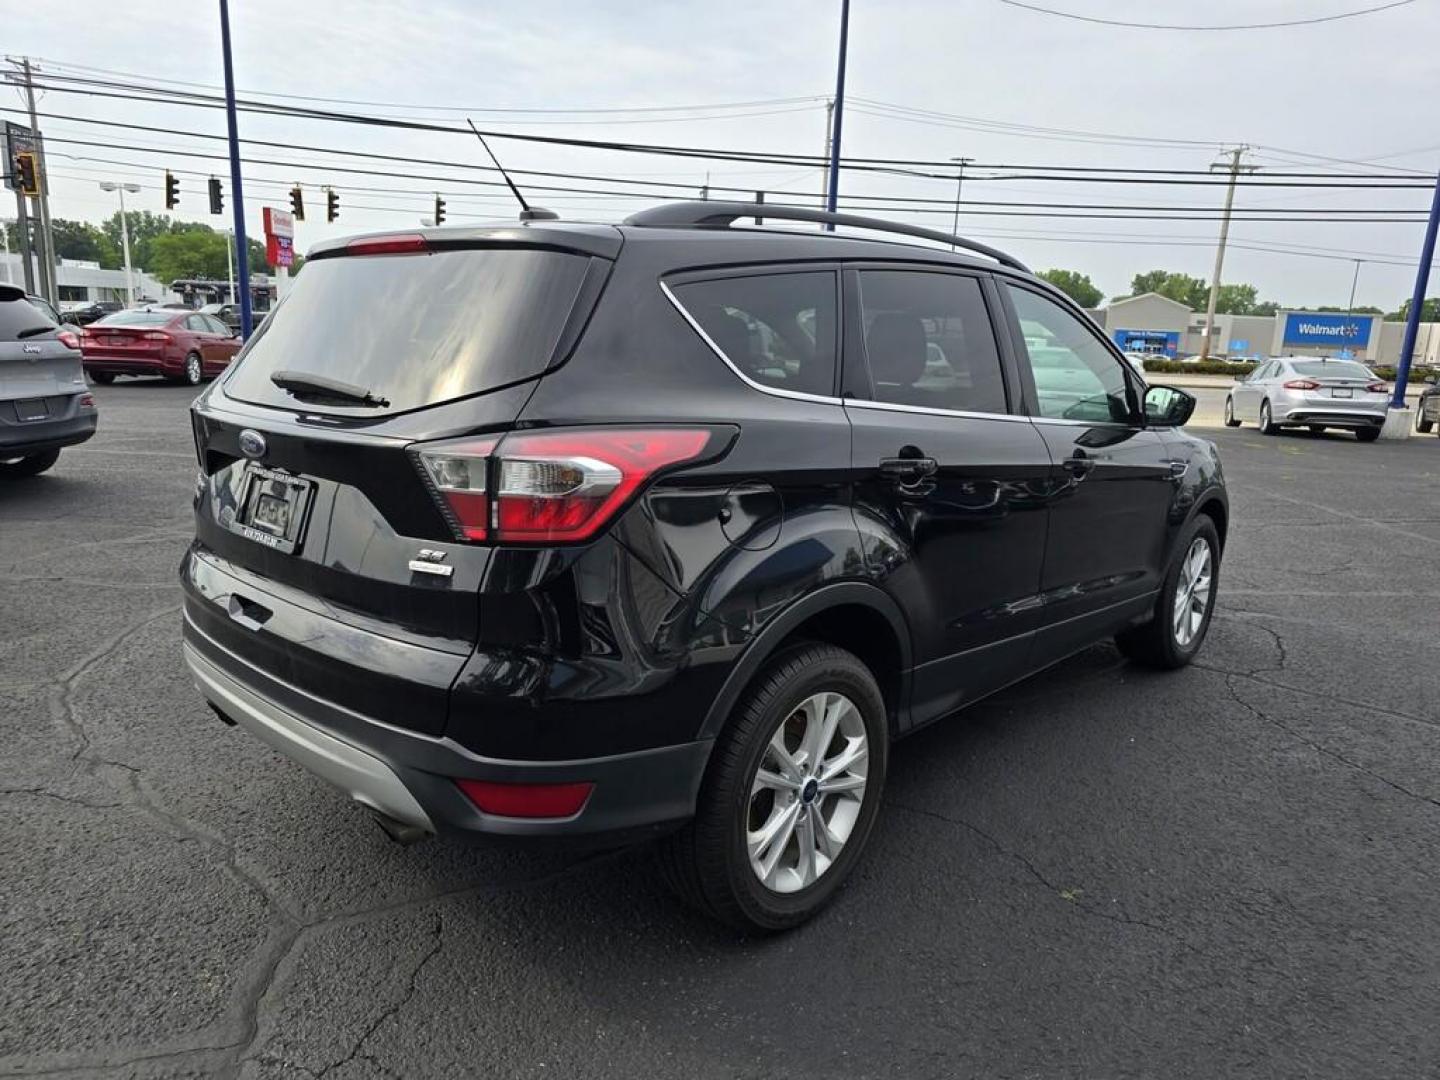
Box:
16;398;48;421
230;465;313;554
1332;387;1353;398
106;336;127;346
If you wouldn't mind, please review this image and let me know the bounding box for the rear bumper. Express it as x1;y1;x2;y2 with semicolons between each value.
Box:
1275;405;1385;428
182;613;712;843
83;350;177;376
0;407;97;455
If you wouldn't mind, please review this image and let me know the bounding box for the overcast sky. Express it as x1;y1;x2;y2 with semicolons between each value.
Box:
2;0;1436;308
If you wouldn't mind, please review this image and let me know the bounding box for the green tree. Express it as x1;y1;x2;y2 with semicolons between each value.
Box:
1038;268;1102;308
1215;283;1257;315
147;230;231;283
1128;270;1209;311
1388;297;1440;322
1251;300;1281;316
100;210;177;272
51;218;120;267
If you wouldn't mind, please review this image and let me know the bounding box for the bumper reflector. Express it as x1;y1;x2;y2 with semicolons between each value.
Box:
455;778;594;819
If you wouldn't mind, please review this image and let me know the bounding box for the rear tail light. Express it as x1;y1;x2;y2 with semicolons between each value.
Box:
414;436;498;540
142;331;172;343
1283;379;1320;390
56;329;80;350
1367;381;1390;393
412;427;720;545
79;393;95;408
455;778;594;819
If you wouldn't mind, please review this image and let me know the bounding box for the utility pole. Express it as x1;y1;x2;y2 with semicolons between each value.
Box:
19;58;56;306
10;200;33;292
0;219;10;284
949;156;974;246
821;99;835;215
1345;259;1363;317
1201;146;1255;360
823;0;850;229
218;0;254;339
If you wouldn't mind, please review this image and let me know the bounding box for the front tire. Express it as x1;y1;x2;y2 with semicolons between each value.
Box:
88;371;115;385
659;642;888;932
0;448;61;478
1223;396;1241;427
1258;399;1279;436
1415;409;1433;434
1115;515;1220;670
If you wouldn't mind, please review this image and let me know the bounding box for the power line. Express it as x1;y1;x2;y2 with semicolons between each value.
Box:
994;0;1416;31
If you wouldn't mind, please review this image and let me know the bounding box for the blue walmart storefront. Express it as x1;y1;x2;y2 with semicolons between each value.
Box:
1276;312;1379;361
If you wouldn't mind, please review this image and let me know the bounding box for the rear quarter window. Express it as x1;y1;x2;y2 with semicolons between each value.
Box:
224;247;594;415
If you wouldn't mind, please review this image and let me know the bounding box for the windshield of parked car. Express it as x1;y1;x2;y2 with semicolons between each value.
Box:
1291;361;1373;380
94;311;175;327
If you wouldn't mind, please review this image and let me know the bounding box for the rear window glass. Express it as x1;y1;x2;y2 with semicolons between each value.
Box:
0;297;55;341
97;311;173;327
225;248;592;414
1291;360;1373;379
670;271;838;397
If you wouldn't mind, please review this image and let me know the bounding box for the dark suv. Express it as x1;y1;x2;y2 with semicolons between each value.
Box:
183;204;1226;930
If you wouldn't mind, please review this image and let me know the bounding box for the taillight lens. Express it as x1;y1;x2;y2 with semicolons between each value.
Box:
414;436;498;540
56;330;80;350
454;778;594;819
142;331;172;343
79;393;95;408
412;427;718;545
346;234;429;256
1283;379;1320;390
1366;381;1390;393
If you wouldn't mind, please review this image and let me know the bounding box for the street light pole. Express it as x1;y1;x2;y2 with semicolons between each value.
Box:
98;181;141;307
218;0;254;339
223;229;236;306
1345;259;1363;317
949;156;974;246
1391;167;1440;413
823;0;850;230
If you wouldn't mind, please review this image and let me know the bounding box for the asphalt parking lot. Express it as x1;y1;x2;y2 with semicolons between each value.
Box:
3;381;1439;1080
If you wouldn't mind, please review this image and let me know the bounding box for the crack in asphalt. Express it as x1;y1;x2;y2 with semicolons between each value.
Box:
316;913;445;1079
0;787;127;811
888;801;1204;956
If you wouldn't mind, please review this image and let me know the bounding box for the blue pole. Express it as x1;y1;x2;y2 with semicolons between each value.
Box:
823;0;850;231
1392;167;1440;409
219;0;253;339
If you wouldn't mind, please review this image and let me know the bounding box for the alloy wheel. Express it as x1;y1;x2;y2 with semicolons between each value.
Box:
746;691;868;894
1172;537;1213;648
185;354;202;385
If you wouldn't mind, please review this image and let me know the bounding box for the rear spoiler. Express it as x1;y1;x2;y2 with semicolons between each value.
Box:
307;224;622;262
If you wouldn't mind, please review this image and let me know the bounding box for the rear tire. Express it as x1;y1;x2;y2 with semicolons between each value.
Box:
1416;410;1433;434
1258;399;1279;436
1355;426;1381;443
177;352;204;387
88;371;115;385
658;642;888;932
1115;515;1220;670
1223;396;1241;427
0;448;61;478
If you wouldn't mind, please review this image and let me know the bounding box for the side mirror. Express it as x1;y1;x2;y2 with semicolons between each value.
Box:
1144;385;1196;427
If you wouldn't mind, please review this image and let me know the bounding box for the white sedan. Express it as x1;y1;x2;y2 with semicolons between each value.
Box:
1224;357;1390;442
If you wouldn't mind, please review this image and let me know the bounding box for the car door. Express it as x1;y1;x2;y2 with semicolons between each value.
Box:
204;315;240;368
845;266;1054;729
999;281;1181;668
182;315;214;368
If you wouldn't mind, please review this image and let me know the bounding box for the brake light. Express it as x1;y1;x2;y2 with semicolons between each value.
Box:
79;393;95;408
56;329;80;350
414;437;498;540
346;234;429;256
1366;381;1390;393
1283;379;1320;390
142;331;172;343
454;778;594;819
412;427;718;545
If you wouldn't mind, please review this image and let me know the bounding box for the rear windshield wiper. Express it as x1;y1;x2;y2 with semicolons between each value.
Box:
14;325;56;340
270;370;390;408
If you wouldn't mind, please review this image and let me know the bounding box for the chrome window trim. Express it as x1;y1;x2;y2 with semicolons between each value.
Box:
659;278;845;407
843;396;1031;424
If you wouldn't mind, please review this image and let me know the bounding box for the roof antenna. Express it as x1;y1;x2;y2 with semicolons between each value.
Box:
466;119;558;222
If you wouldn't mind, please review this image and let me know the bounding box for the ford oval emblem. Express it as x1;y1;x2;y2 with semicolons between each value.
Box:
238;429;267;460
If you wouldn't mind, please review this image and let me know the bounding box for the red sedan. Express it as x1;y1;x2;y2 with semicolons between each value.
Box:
81;309;242;385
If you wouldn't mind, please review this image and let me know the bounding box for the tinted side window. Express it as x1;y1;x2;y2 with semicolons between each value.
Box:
185;315;208;332
856;271;1007;414
670;271;837;397
1006;285;1134;423
205;315;231;334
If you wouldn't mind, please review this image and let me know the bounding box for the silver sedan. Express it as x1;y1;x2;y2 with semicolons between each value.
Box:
1224;357;1390;442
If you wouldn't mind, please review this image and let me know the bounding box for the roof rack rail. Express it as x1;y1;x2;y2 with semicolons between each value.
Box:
623;201;1030;273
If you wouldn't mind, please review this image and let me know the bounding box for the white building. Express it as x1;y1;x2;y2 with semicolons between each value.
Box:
0;254;169;306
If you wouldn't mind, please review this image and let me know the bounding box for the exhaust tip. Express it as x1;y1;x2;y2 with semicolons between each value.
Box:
368;807;431;846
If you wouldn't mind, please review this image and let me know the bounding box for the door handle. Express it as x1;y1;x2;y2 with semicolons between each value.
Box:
879;456;938;480
1064;451;1095;479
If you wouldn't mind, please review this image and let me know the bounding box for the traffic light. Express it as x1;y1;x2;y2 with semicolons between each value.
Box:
434;193;446;226
164;170;179;209
13;152;38;196
208;177;224;215
290;185;304;221
326;188;339;223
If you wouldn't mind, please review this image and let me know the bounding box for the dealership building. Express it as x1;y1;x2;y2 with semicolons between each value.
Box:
1088;292;1440;366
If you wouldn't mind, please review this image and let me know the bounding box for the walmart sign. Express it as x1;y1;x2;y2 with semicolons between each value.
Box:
1282;312;1373;348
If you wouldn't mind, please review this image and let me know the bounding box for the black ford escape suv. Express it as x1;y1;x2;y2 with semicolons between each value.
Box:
183;203;1226;930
